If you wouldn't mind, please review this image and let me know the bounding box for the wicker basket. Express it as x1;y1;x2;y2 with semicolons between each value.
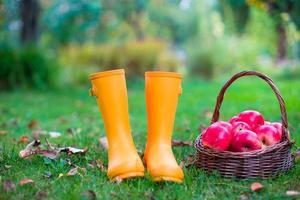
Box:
194;71;295;179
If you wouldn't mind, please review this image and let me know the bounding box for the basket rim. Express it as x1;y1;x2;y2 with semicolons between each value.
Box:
194;134;294;159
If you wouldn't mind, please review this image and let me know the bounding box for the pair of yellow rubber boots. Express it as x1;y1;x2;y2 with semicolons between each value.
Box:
89;69;183;183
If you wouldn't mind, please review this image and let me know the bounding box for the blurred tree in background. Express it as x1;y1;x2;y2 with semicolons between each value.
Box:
0;0;299;89
20;0;40;45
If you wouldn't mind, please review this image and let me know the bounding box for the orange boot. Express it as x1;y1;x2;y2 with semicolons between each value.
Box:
89;69;144;181
144;71;184;183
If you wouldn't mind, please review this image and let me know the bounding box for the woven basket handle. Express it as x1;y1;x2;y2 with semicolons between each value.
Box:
211;71;289;142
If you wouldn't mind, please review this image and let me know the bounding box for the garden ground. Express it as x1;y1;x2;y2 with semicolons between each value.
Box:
0;77;299;199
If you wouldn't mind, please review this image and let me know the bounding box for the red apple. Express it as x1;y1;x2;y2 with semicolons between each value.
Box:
271;122;282;138
231;130;262;152
231;121;251;136
229;116;240;124
214;121;232;132
201;124;232;151
256;124;281;146
238;110;265;130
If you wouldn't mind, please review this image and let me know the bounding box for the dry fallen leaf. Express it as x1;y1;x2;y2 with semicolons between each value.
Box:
19;140;41;158
99;137;108;150
251;182;263;192
35;149;58;159
67;167;78;176
48;131;61;138
28;120;39;130
3;180;16;192
286;190;300;196
172;140;193;147
58;147;88;154
19;178;34;186
19;139;87;159
0;130;9;135
19;136;29;143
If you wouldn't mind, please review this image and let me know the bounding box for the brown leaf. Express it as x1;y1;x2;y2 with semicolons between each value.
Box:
251;182;263;192
3;180;16;192
67;167;78;176
19;178;34;186
19;149;33;158
19;140;41;158
0;130;9;135
28;120;39;130
172;140;193;147
35;149;58;159
99;137;108;150
286;190;300;196
19;136;29;143
19;139;87;159
81;190;96;200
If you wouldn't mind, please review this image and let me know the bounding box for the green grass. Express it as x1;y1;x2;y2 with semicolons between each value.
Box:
0;77;300;200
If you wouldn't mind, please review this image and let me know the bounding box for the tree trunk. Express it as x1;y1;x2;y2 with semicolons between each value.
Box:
276;23;287;62
20;0;40;45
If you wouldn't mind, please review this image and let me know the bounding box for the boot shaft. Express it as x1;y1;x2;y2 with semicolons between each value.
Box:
145;71;182;144
90;69;145;180
90;69;134;153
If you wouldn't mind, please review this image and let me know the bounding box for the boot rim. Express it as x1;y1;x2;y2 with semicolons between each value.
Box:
90;69;124;80
145;71;182;79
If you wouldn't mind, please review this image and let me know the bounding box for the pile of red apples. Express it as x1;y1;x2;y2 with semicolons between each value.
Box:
201;110;283;152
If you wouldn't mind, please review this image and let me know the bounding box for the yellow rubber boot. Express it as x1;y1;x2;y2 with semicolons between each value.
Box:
144;71;184;183
89;69;145;181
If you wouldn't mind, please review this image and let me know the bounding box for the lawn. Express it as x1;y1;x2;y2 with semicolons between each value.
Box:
0;76;300;200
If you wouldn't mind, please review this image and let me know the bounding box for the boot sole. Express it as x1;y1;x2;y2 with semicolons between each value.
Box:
111;171;144;181
152;176;183;183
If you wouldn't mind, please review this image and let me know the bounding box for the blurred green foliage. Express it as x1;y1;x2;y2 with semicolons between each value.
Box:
43;0;101;45
0;0;299;88
59;39;181;83
0;45;59;89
